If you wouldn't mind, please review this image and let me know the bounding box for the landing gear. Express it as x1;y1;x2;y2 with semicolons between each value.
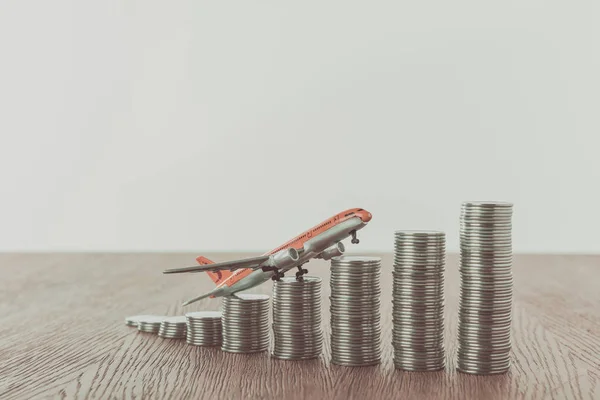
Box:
350;230;360;244
272;271;285;281
262;266;285;281
295;264;309;281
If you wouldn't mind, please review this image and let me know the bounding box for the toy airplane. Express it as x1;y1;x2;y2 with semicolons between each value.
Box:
164;208;372;306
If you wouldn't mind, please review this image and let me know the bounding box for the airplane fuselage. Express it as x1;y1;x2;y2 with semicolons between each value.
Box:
206;209;372;299
214;218;367;297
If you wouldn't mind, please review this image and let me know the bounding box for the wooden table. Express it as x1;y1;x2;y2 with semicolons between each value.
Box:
0;253;598;399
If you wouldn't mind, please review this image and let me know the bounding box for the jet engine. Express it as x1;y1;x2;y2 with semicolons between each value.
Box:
270;248;300;269
317;242;346;260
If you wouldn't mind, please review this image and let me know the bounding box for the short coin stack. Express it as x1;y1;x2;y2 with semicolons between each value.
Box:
137;316;165;333
186;311;223;346
158;316;187;339
221;294;270;353
330;256;382;366
125;315;150;327
393;231;446;371
458;201;514;374
272;276;323;360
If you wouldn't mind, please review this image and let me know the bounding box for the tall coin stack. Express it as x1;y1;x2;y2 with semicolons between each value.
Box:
458;201;514;374
158;316;187;339
221;294;270;353
393;231;446;371
186;311;223;346
272;277;323;360
330;256;382;366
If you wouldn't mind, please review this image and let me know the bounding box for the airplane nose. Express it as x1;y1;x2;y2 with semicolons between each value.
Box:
362;212;372;222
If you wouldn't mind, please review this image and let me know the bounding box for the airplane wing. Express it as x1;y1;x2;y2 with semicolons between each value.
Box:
163;255;270;274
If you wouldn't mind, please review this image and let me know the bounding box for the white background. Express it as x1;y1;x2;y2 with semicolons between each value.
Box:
0;1;598;253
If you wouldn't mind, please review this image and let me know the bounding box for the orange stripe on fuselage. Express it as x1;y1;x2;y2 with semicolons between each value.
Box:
216;208;364;288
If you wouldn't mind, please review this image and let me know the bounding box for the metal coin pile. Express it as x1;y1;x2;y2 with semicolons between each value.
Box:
186;311;223;346
458;201;514;374
272;276;323;360
137;316;166;333
393;231;446;371
330;256;382;366
158;316;187;339
221;294;270;353
125;315;153;327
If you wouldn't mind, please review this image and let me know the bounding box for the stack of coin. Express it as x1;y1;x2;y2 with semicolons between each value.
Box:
221;294;270;353
125;315;148;327
458;201;514;374
137;316;165;333
330;256;382;366
158;316;187;339
186;311;223;346
272;276;323;360
392;231;446;371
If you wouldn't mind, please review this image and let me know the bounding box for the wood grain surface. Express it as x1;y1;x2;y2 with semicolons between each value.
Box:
0;253;598;400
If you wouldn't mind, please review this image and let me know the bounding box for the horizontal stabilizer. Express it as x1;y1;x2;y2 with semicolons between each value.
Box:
182;291;214;306
164;255;270;275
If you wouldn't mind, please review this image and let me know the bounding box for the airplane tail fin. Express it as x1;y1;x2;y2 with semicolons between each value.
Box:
197;256;234;285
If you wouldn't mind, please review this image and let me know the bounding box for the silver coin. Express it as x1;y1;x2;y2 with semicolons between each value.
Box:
275;276;322;284
222;307;270;314
331;359;381;367
138;316;167;323
273;293;321;298
394;364;445;372
331;255;382;264
331;349;381;358
187;330;222;335
221;341;270;348
222;312;269;319
272;346;323;354
187;328;222;333
331;351;382;359
273;337;323;345
393;260;445;267
329;304;381;313
125;315;161;327
330;344;381;353
221;309;269;315
221;344;270;351
273;341;323;349
222;338;270;345
221;347;268;354
221;314;270;321
187;342;221;347
226;293;270;301
186;324;222;330
186;311;222;319
272;353;321;360
393;350;446;359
